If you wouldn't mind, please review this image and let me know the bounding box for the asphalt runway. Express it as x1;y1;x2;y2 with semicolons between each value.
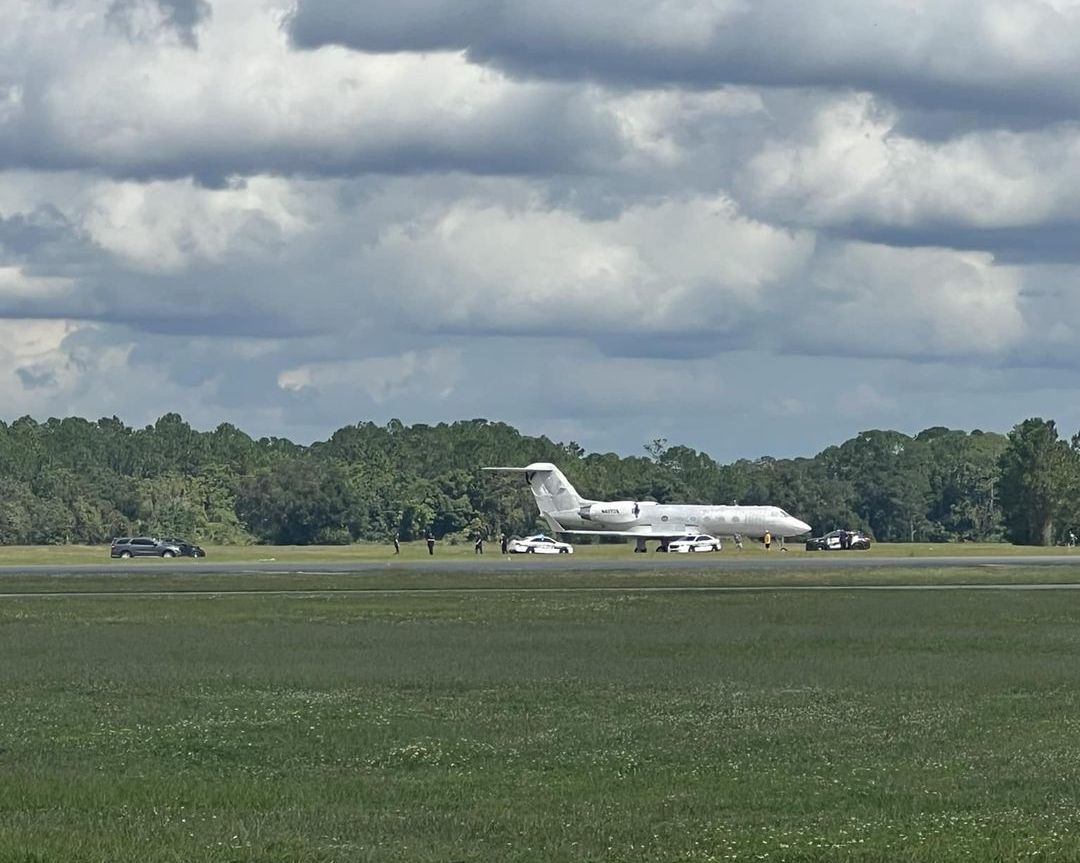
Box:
1;553;1079;578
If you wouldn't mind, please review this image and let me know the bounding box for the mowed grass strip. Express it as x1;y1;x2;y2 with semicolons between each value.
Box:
4;563;1080;596
3;588;1080;861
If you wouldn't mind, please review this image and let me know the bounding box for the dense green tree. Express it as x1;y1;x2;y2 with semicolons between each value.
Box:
136;473;210;539
919;428;1006;541
28;497;76;544
0;410;1073;548
236;458;355;545
0;479;34;543
998;418;1074;545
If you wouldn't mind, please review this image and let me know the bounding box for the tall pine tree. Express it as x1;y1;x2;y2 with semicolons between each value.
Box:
998;418;1073;545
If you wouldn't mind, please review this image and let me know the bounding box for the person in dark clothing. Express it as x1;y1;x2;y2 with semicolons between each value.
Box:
474;535;484;554
426;533;435;555
500;533;508;554
393;534;400;555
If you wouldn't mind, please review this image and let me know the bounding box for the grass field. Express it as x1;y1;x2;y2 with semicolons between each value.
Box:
5;567;1080;861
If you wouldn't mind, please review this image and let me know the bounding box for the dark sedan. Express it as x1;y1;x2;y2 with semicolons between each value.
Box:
805;529;871;551
160;538;207;558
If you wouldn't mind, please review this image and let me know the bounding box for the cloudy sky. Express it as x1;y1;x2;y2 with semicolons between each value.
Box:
4;0;1080;461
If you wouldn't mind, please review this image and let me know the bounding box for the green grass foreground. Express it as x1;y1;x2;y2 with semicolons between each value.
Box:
5;575;1080;861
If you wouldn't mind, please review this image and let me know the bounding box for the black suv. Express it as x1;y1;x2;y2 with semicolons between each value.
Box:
110;537;183;559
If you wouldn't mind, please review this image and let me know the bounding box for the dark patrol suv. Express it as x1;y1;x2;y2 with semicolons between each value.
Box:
110;537;182;559
804;529;872;551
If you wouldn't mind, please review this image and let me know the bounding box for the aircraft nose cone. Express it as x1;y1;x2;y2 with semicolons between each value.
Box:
788;518;811;536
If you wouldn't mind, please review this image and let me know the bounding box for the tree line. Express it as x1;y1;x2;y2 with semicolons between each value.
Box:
0;413;1075;547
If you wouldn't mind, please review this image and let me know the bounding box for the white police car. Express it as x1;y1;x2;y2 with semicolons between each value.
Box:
507;534;574;554
667;534;722;553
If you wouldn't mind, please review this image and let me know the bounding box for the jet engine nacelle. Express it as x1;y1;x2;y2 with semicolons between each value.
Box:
579;501;642;525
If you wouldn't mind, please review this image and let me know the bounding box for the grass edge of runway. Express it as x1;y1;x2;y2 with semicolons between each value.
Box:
3;562;1080;596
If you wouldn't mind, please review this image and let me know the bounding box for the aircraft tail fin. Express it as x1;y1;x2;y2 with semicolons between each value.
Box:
483;463;588;517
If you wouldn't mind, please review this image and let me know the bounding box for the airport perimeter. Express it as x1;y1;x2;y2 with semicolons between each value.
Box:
5;560;1080;861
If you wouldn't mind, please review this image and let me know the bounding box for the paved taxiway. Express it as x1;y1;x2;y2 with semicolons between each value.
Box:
0;555;1079;598
0;553;1078;578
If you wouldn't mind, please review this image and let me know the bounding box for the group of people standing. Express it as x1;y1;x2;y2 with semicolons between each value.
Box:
391;533;437;555
392;531;794;554
473;533;512;554
391;532;509;555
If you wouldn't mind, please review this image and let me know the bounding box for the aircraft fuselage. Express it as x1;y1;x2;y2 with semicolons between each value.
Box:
546;499;810;539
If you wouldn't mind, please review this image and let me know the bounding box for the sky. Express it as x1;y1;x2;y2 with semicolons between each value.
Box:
3;0;1080;462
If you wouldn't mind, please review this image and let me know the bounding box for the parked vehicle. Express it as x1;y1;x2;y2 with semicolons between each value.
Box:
667;534;722;553
506;534;574;554
160;538;206;558
110;537;183;559
804;529;872;551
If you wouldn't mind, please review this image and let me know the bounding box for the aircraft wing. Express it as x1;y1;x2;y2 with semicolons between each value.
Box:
552;527;696;539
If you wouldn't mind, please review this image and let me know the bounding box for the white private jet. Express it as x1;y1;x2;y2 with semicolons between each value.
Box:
485;462;811;552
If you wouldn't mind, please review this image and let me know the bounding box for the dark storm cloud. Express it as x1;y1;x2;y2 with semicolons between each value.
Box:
16;367;58;389
832;223;1080;266
0;83;619;184
106;0;211;45
7;0;1080;457
0;208;76;261
288;0;493;53
106;308;305;338
0;235;321;342
289;0;1080;120
78;265;330;339
593;332;755;361
892;106;1063;142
